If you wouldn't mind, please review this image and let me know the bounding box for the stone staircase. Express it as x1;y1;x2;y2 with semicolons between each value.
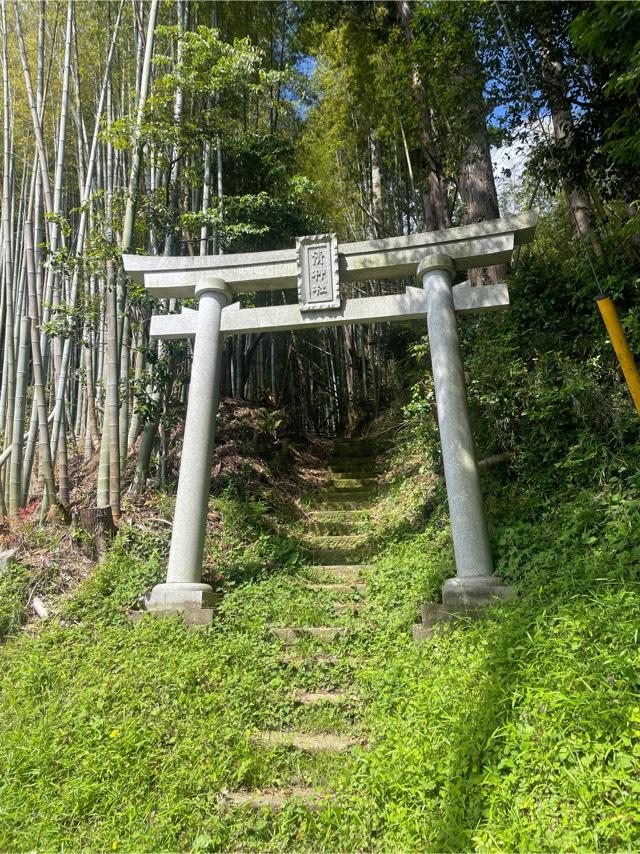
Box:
221;437;381;813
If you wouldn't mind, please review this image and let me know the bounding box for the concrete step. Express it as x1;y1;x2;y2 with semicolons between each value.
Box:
329;477;377;489
294;689;348;706
304;535;369;563
305;534;371;564
331;444;386;458
413;602;484;641
308;510;371;523
330;455;378;466
311;552;362;565
319;499;374;511
280;653;340;667
308;519;366;536
251;731;358;753
329;453;379;463
305;534;368;548
307;509;370;535
219;787;331;811
310;549;370;565
333;601;366;614
329;465;378;477
309;564;372;583
321;495;376;509
324;486;376;497
303;582;367;593
271;626;348;645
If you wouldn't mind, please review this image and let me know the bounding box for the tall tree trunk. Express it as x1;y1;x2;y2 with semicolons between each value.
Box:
396;0;449;232
13;1;54;222
49;0;74;501
121;0;159;253
9;316;30;517
47;0;124;470
370;130;384;238
163;0;186;256
459;116;507;285
1;3;15;450
127;330;146;449
105;260;120;519
538;29;604;258
24;220;56;510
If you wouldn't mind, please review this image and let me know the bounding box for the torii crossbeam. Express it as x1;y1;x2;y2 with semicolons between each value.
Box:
123;212;537;621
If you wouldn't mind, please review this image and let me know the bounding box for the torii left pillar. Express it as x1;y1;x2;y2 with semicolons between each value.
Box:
143;278;231;619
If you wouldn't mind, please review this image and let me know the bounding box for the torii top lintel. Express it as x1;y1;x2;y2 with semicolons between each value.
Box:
122;212;537;299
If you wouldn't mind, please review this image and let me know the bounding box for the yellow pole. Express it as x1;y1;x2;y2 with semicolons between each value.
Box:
596;294;640;415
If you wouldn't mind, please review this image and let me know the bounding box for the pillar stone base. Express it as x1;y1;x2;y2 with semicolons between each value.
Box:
145;582;218;611
442;575;516;608
128;582;219;626
412;576;516;642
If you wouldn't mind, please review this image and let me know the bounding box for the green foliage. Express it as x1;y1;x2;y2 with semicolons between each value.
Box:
570;2;640;176
208;487;303;589
296;8;415;237
62;524;164;625
401;210;640;489
366;525;450;616
346;484;640;851
0;560;31;641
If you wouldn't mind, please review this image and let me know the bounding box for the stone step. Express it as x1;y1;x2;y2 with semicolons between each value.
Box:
219;787;331;811
321;495;375;509
280;653;340;667
329;454;384;464
304;534;368;551
331;444;386;457
311;550;367;565
330;445;378;453
329;453;378;463
303;582;367;593
329;466;378;477
333;601;366;614
308;519;365;536
307;511;371;533
319;499;374;511
324;486;376;496
329;477;377;489
309;564;372;583
330;455;378;465
306;533;368;546
294;689;348;705
271;626;348;644
308;509;371;522
251;731;358;753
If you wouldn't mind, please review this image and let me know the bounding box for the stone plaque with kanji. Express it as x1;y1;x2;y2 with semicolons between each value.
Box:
296;233;340;312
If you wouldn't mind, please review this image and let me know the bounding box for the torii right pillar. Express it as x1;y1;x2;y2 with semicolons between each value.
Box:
418;254;515;608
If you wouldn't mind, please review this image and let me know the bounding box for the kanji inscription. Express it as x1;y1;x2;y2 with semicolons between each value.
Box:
296;233;340;312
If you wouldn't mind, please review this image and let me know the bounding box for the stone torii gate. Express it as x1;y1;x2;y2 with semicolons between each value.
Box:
123;212;537;621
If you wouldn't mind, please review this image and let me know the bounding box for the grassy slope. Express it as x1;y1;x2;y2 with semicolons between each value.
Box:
1;216;639;851
0;434;638;852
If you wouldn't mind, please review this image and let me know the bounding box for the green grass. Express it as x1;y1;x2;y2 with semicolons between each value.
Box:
345;484;640;851
0;442;638;851
0;559;32;640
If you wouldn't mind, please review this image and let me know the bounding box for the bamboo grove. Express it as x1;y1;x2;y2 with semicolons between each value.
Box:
0;0;637;521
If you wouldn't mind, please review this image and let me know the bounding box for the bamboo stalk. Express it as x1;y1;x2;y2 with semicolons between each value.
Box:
9;315;30;517
105;259;120;518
